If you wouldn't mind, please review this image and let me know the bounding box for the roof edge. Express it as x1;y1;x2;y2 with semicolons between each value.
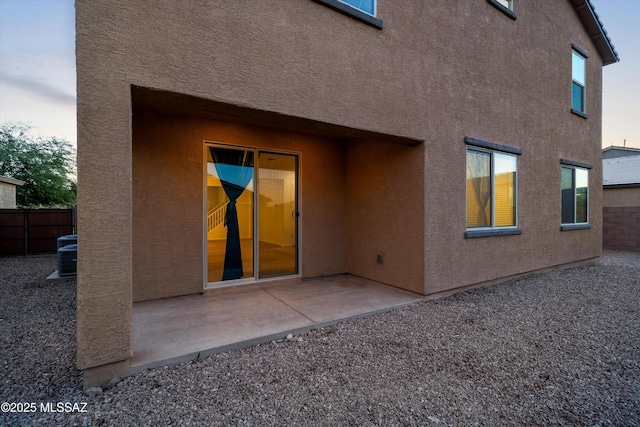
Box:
0;175;25;186
604;183;640;189
603;146;640;153
572;0;620;66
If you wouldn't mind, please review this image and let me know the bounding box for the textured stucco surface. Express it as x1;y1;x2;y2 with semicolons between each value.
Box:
0;182;18;209
76;1;135;369
347;140;424;293
603;187;640;207
132;111;204;302
420;0;604;294
76;0;609;373
132;109;351;301
131;108;425;296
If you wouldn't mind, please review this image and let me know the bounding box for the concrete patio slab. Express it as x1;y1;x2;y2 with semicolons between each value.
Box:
130;275;421;374
264;275;421;323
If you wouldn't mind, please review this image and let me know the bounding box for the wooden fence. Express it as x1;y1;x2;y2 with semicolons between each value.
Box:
0;208;75;256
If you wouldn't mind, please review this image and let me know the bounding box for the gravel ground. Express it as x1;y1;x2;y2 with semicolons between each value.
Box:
1;252;639;426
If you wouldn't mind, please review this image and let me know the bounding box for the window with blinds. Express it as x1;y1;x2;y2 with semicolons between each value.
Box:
466;148;517;229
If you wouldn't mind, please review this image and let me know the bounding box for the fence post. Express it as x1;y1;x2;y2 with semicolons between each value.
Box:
23;209;28;256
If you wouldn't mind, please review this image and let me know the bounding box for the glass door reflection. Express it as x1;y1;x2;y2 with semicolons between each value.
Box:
206;146;254;282
258;152;298;278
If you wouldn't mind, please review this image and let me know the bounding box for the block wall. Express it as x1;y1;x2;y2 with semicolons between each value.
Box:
603;207;640;251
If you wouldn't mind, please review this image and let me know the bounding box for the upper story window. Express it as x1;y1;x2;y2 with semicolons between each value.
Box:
312;0;382;29
495;0;513;10
571;44;589;118
339;0;375;16
572;52;586;111
486;0;517;20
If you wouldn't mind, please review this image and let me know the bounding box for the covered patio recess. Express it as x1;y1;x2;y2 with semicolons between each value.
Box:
79;88;426;387
130;275;422;375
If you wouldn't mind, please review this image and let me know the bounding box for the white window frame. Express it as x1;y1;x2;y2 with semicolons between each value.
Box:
572;48;587;114
561;165;589;225
495;0;513;10
464;137;522;239
486;0;517;20
338;0;376;16
466;147;519;230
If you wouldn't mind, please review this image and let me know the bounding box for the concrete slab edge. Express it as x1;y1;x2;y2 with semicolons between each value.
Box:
124;298;422;379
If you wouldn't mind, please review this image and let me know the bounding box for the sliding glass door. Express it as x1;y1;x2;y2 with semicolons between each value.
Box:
206;146;255;283
206;145;298;285
258;152;298;278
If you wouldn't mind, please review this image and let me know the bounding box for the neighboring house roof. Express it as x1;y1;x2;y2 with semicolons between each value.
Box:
571;0;620;65
603;156;640;187
602;146;640;159
0;175;25;186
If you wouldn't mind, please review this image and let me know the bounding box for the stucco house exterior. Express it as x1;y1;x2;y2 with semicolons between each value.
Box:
0;175;24;209
76;0;618;386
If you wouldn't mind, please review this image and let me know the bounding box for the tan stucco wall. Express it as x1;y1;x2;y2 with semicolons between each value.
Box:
76;21;133;369
76;0;607;372
132;111;204;302
132;109;350;301
421;0;604;294
347;140;425;293
131;109;425;299
603;187;640;207
0;182;18;209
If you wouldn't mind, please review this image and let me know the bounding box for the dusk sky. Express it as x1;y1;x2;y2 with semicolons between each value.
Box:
0;0;638;148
